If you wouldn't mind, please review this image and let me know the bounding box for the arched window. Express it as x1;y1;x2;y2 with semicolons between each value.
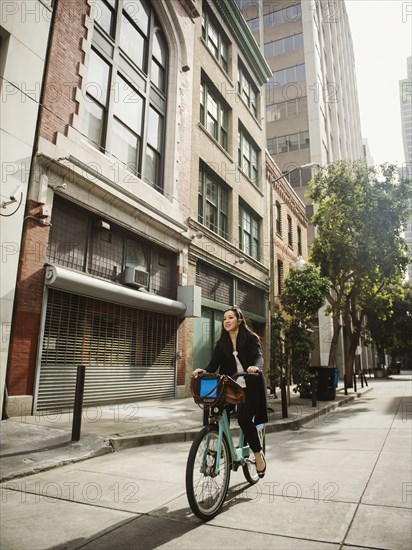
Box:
83;0;168;192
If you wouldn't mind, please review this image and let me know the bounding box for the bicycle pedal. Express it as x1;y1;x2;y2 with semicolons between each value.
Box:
245;458;256;465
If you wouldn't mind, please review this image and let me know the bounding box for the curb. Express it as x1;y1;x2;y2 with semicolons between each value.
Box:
0;386;373;480
108;387;373;451
0;441;113;483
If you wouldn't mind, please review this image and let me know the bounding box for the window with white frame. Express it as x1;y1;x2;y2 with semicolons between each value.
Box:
238;126;260;185
239;203;260;260
83;0;168;192
200;77;229;150
198;164;229;239
238;62;259;118
201;4;229;72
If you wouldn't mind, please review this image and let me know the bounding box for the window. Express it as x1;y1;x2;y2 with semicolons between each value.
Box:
238;63;258;118
95;0;116;37
48;199;174;297
277;259;283;295
201;5;229;72
271;131;311;154
264;33;304;58
297;226;302;256
287;215;293;247
83;0;167;191
275;201;282;235
200;78;229;150
266;96;307;122
263;4;302;27
269;64;306;86
238;127;259;185
239;204;260;260
198;164;229;239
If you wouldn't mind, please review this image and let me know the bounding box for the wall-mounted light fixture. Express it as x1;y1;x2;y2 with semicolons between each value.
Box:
1;185;23;210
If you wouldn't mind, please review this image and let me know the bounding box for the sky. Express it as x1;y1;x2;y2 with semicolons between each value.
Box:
344;0;411;166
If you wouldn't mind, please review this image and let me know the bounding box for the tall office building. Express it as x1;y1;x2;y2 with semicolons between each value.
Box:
238;0;364;189
237;0;364;367
400;56;412;281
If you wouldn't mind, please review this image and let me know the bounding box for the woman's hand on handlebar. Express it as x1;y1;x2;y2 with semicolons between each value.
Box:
247;366;261;374
192;368;206;377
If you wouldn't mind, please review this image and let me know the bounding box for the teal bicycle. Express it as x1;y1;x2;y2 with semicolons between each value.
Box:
186;372;266;521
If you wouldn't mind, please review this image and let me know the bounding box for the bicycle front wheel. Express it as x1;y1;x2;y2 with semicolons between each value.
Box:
242;423;266;485
186;426;231;521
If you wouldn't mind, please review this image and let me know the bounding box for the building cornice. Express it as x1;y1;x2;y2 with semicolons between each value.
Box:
213;0;272;85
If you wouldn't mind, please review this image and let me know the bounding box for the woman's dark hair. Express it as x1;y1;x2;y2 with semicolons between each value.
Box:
218;306;260;345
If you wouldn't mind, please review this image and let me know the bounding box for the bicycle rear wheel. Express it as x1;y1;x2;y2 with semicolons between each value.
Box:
242;423;266;485
186;426;231;521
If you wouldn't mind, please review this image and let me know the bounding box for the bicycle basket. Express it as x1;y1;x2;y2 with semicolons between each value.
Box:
191;374;225;408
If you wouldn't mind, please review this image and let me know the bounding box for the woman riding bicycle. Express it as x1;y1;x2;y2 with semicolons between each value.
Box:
193;306;267;477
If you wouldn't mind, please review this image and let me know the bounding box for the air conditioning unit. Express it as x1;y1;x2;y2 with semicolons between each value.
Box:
124;266;149;289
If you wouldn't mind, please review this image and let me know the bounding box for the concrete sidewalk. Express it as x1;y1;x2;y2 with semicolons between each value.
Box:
0;380;374;482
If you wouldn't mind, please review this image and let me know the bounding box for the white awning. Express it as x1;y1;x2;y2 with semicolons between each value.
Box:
44;264;187;316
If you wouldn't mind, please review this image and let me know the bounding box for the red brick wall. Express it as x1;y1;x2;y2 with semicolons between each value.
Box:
7;0;88;396
7;202;51;395
38;0;88;143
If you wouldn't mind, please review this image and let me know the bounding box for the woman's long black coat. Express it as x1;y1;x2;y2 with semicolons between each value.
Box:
205;331;268;425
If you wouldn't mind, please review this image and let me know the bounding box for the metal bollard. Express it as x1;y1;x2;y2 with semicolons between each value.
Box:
311;374;317;407
72;365;86;442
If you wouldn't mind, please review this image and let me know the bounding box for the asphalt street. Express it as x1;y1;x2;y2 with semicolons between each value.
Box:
0;377;411;550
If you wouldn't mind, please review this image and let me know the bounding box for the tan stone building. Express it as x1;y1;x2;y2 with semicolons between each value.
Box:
238;0;364;368
185;0;272;387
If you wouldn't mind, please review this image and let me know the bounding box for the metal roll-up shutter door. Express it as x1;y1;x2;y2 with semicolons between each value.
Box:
36;289;177;412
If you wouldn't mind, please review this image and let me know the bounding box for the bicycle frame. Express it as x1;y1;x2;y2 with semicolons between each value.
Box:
201;408;250;477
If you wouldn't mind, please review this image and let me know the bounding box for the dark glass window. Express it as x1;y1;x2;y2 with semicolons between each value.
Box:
198;164;229;239
239;203;260;260
201;5;229;72
84;0;167;192
238;127;260;185
200;78;229;150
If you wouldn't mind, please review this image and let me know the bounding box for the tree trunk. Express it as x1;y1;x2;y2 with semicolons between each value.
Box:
327;308;341;368
342;322;353;388
344;307;363;388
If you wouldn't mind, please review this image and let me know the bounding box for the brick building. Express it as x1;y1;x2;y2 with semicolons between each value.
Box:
6;0;199;413
4;0;308;414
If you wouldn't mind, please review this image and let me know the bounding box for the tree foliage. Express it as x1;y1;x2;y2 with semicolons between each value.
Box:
271;263;329;394
281;263;330;321
308;159;411;378
365;282;412;368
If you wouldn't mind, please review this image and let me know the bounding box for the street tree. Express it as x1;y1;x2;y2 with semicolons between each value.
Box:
274;262;329;394
366;281;412;370
308;160;410;385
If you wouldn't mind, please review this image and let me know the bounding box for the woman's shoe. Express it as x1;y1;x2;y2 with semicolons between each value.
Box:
256;452;266;478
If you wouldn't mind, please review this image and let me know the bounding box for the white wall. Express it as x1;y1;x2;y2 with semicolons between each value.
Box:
0;0;52;414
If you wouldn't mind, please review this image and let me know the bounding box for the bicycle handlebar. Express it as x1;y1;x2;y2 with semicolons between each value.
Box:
196;371;260;379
